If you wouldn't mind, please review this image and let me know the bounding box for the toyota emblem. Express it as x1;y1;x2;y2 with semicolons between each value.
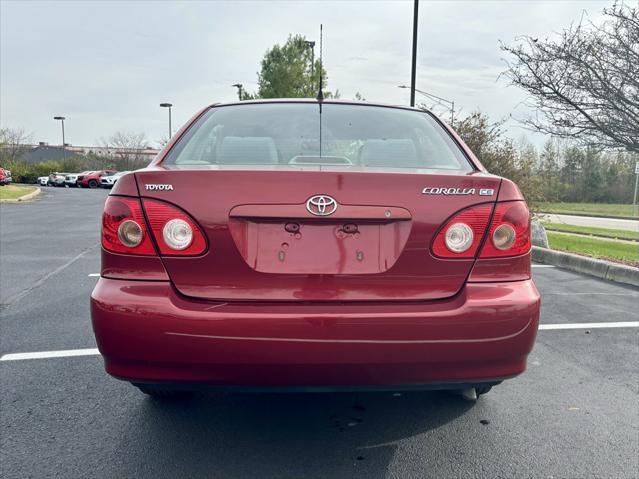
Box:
306;195;338;216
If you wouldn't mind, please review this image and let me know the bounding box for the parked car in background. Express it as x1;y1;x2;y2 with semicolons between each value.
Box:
65;172;91;187
0;167;12;185
91;100;539;400
78;170;116;188
37;176;49;186
100;171;130;188
48;172;69;187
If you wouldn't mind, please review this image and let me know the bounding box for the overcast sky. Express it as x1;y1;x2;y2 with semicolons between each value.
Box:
1;0;609;148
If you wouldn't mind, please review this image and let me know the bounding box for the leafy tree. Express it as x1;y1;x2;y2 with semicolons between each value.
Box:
455;112;544;204
538;139;561;201
501;4;639;152
254;34;338;99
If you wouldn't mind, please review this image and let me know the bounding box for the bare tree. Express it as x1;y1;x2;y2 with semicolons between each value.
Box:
0;127;33;162
100;131;149;170
501;4;639;152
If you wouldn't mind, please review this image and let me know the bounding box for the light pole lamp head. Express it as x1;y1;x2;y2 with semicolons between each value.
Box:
53;116;65;120
159;103;172;108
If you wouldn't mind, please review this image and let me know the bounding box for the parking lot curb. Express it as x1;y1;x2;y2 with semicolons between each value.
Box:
0;186;41;203
532;246;639;288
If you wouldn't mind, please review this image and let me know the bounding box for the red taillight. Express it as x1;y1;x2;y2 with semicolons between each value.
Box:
431;204;492;258
431;201;531;259
102;196;207;257
102;196;156;255
480;201;531;258
141;198;207;256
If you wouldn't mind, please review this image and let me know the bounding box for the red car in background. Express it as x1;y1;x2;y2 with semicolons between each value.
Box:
91;100;540;400
77;170;116;188
0;167;12;185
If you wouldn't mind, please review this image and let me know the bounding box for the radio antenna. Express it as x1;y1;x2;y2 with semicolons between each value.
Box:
316;24;324;102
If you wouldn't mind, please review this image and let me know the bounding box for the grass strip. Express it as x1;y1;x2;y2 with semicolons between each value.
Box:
546;231;639;266
0;185;37;201
542;223;639;241
534;202;638;219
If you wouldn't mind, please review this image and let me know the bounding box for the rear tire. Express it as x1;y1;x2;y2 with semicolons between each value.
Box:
88;180;98;188
134;383;193;399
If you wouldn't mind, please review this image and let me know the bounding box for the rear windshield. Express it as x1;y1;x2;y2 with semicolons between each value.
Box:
164;103;472;171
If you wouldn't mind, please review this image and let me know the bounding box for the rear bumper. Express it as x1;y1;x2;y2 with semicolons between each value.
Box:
91;278;540;388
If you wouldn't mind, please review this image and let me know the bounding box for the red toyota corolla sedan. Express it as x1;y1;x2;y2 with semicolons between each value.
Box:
91;100;540;399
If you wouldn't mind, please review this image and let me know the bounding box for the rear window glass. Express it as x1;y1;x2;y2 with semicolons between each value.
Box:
164;103;472;171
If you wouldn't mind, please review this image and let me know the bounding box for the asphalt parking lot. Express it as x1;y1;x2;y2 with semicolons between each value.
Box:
1;187;638;479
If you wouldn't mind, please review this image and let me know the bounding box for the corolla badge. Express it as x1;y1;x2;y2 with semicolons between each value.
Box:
306;195;338;216
145;184;174;191
421;187;494;196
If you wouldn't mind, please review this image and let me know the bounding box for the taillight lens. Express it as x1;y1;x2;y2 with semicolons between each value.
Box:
142;198;207;256
117;220;144;247
102;196;156;255
431;204;492;258
431;201;531;259
162;219;193;250
445;223;474;253
481;201;531;257
492;224;516;250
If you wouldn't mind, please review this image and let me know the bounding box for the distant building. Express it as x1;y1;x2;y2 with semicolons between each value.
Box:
2;143;161;165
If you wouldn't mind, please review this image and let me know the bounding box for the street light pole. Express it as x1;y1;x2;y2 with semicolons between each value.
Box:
231;84;244;101
160;103;173;140
53;116;66;160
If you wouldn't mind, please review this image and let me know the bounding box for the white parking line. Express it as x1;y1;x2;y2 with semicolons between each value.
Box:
532;264;555;268
88;273;100;277
2;321;638;362
539;322;639;330
0;348;100;361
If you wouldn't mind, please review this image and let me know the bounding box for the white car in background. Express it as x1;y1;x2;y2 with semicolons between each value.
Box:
64;172;90;187
100;171;130;188
48;172;69;187
38;176;49;186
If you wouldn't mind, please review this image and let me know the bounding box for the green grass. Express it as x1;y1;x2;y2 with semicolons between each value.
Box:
0;184;37;201
542;222;639;241
547;231;639;265
535;202;638;219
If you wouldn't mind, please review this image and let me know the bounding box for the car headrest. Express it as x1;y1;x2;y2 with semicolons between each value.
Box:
359;139;420;168
218;136;278;165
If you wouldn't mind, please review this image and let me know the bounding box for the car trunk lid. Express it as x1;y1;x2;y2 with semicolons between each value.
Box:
136;166;501;302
